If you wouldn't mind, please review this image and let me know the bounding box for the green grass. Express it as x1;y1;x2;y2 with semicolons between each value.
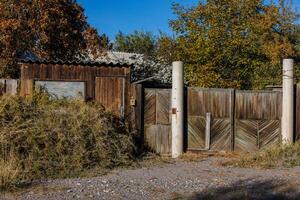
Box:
0;92;137;191
227;142;300;169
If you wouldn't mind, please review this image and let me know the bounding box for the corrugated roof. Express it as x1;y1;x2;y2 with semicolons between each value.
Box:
18;57;133;68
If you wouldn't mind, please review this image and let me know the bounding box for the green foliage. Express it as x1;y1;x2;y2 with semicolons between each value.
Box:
113;31;172;83
169;0;299;89
0;93;135;184
228;142;300;168
114;31;157;56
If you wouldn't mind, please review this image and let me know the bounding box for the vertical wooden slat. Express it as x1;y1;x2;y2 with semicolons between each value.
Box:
205;113;211;150
230;89;235;151
296;84;300;141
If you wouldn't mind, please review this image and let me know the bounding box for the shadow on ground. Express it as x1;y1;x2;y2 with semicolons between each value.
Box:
187;179;300;200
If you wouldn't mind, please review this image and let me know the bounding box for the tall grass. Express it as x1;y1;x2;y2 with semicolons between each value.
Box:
0;157;19;191
227;142;300;168
0;93;136;190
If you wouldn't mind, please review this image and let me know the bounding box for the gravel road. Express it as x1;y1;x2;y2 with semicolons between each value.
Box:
2;157;300;200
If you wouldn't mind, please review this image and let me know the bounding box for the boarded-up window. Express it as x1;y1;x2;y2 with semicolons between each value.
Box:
35;81;85;100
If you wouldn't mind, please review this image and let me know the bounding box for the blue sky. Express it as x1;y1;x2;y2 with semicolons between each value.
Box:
77;0;300;40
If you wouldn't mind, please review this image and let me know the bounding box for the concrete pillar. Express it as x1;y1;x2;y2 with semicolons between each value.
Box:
282;59;294;144
171;61;184;158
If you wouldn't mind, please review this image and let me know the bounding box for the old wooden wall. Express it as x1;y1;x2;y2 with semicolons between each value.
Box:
95;77;126;116
20;63;130;101
144;88;172;155
19;62;133;118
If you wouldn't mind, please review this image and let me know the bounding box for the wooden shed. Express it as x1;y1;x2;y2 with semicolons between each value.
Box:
19;59;137;119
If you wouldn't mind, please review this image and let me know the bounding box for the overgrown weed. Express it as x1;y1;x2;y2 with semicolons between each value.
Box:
224;142;300;168
0;92;136;191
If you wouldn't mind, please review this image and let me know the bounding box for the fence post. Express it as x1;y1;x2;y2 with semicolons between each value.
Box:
171;61;184;158
282;59;294;144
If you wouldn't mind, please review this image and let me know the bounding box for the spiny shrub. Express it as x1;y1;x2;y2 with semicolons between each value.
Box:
228;142;300;168
0;92;135;184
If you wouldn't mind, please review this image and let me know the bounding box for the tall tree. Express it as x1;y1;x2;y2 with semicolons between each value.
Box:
0;0;107;78
170;0;299;89
114;31;157;56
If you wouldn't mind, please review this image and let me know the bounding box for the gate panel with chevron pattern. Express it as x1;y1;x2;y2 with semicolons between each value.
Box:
187;88;282;152
187;88;234;151
235;91;282;152
144;87;282;154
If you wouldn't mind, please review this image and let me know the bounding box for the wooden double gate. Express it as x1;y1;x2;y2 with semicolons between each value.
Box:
144;87;282;154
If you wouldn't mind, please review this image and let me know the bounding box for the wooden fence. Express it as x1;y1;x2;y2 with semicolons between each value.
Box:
0;77;296;154
143;87;285;154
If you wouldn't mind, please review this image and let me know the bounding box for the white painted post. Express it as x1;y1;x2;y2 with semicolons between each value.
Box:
282;59;294;144
171;61;184;158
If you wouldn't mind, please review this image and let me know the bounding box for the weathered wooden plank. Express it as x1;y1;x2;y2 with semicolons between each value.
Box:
0;79;5;95
144;125;156;152
258;120;280;149
205;113;211;150
144;89;156;125
235;91;282;120
296;84;300;141
188;88;231;118
210;118;231;151
230;89;235;151
156;89;171;125
95;77;124;116
235;119;259;152
187;116;206;150
159;125;171;155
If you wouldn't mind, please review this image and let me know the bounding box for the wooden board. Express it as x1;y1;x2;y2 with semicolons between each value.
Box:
95;77;125;117
235;119;280;152
187;88;232;151
0;79;5;96
235;91;282;120
143;88;171;155
296;84;300;141
235;91;281;152
210;119;231;151
187;116;206;150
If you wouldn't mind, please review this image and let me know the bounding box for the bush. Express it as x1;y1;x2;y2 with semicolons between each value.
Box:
228;142;300;168
0;93;135;183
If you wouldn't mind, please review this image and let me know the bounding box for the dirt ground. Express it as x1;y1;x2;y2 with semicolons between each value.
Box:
1;156;300;200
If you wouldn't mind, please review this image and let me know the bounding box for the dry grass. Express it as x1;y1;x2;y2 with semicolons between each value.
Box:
0;93;137;191
0;157;20;191
224;142;300;169
180;151;239;162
